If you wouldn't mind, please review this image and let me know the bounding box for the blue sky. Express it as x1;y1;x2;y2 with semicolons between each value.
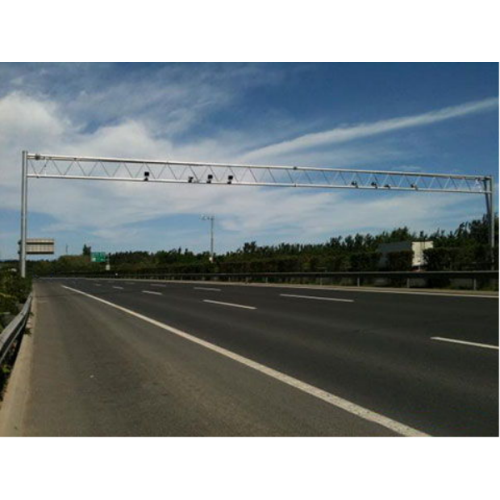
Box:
0;63;498;259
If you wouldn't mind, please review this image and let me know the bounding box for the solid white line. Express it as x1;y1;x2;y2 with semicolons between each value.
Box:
142;290;162;296
60;285;426;437
280;293;354;303
112;286;124;290
431;337;499;350
203;299;256;310
194;287;221;292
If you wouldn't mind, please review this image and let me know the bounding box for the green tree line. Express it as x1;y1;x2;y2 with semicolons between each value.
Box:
24;215;498;276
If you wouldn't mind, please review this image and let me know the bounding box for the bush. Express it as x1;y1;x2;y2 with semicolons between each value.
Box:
0;269;31;316
385;250;413;271
349;252;380;271
424;245;493;271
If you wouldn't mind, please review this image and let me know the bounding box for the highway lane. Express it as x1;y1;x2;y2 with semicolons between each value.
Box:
30;278;498;436
16;281;401;437
128;278;499;343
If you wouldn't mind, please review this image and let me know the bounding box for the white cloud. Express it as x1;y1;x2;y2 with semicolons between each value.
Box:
240;97;499;162
1;63;290;138
0;92;69;155
0;89;492;259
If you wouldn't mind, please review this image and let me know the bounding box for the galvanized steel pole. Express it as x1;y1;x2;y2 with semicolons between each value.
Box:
488;177;495;269
20;150;28;278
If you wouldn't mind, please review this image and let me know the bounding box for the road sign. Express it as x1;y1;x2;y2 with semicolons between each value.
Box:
19;238;54;255
91;252;107;263
24;238;55;255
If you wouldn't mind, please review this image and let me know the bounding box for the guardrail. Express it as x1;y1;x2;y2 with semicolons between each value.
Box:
0;294;32;367
47;270;499;290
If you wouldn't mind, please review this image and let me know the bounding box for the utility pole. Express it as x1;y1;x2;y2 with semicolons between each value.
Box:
201;215;215;262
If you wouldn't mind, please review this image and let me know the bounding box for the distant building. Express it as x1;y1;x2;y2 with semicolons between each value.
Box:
377;241;433;269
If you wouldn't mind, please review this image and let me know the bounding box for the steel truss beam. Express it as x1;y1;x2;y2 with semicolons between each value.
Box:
19;152;495;277
26;153;491;195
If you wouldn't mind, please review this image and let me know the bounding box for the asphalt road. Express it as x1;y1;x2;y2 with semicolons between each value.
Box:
13;278;499;436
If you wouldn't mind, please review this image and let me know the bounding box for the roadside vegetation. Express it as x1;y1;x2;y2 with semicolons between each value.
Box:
20;215;497;277
0;266;32;396
0;266;31;325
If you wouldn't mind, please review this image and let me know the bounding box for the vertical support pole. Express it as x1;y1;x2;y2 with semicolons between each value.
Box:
20;150;28;278
485;176;495;270
489;177;495;269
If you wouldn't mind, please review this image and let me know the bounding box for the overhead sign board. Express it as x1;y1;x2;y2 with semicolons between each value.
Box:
91;252;107;263
26;238;55;255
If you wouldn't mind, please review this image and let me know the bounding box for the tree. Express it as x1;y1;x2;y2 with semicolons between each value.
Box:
29;216;498;276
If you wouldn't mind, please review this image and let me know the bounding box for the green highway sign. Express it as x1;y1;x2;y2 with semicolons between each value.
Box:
91;252;107;263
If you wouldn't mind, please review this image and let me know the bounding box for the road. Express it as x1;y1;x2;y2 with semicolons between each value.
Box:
6;278;498;436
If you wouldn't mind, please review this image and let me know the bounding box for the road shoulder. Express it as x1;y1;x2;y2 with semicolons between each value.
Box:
0;292;37;436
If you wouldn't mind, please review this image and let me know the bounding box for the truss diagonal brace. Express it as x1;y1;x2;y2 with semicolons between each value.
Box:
25;153;491;195
19;152;495;278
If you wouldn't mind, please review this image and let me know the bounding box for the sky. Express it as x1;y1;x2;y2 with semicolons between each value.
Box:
0;62;498;259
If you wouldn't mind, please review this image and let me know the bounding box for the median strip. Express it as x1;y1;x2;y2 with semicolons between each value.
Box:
203;299;256;310
60;284;426;437
280;293;354;303
142;290;163;296
431;337;499;350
